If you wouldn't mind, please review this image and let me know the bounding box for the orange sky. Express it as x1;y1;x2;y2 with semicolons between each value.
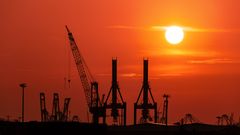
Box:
0;0;240;124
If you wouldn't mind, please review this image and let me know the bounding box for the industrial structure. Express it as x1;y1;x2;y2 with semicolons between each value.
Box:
62;98;71;121
158;94;169;126
65;27;227;126
104;59;127;126
51;93;61;121
40;93;48;122
176;113;200;125
216;113;234;126
37;26;240;128
40;92;71;122
134;59;157;125
66;26;106;124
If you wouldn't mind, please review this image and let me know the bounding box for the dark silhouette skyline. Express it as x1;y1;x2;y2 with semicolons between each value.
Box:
0;0;240;125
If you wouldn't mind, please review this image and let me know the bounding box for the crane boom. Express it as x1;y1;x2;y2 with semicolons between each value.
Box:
66;26;106;124
66;26;92;108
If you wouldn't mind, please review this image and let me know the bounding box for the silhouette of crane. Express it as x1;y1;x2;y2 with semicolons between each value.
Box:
216;113;234;126
134;59;157;125
61;98;71;121
158;94;169;126
51;93;61;121
66;26;106;124
104;59;127;126
40;92;49;122
175;113;200;125
40;92;71;122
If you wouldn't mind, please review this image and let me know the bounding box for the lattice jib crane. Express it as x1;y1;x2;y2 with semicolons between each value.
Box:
65;26;106;124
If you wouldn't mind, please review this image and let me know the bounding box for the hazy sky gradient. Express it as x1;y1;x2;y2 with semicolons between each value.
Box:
0;0;240;124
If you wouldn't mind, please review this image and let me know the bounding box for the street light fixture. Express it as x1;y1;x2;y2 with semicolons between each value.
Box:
19;83;27;123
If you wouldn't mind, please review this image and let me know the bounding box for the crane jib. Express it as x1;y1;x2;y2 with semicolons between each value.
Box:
66;28;93;109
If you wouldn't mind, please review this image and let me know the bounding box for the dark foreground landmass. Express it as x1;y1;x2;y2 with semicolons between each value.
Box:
0;122;239;135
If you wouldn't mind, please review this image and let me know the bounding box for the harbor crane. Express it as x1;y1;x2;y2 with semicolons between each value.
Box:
104;59;127;126
216;113;234;126
158;94;169;126
66;26;106;124
40;92;49;122
175;113;200;125
134;59;157;125
40;92;71;122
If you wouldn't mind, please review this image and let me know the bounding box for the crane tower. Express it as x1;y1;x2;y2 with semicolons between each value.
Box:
66;26;106;124
104;59;127;126
134;59;157;125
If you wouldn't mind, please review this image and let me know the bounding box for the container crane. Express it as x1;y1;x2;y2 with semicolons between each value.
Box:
40;92;71;122
51;93;61;121
216;113;234;126
104;59;127;126
134;59;157;125
65;26;106;124
176;113;200;125
61;98;71;121
40;92;49;122
158;94;169;126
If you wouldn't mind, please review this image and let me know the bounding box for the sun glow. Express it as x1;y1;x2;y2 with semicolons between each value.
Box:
165;26;184;45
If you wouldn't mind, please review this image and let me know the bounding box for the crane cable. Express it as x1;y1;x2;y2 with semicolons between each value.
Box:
64;31;71;89
67;37;71;88
64;32;67;90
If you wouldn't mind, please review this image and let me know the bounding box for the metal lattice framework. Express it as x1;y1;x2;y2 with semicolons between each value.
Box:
180;113;200;125
66;26;106;124
66;26;95;109
40;92;49;122
51;93;61;121
61;98;71;121
216;113;234;126
158;94;169;126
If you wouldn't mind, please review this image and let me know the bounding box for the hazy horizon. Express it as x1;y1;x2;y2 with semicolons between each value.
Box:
0;0;240;125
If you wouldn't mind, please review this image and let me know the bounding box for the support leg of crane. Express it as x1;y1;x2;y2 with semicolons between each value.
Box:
154;103;158;123
124;103;127;126
103;113;106;125
134;103;137;125
93;112;99;124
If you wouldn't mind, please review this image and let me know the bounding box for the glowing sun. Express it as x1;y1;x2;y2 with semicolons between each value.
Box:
165;26;184;45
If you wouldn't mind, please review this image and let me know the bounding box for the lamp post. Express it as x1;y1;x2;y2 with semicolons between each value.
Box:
19;83;27;123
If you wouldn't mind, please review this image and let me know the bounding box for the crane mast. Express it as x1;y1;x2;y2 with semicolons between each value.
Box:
134;59;157;125
65;26;106;124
